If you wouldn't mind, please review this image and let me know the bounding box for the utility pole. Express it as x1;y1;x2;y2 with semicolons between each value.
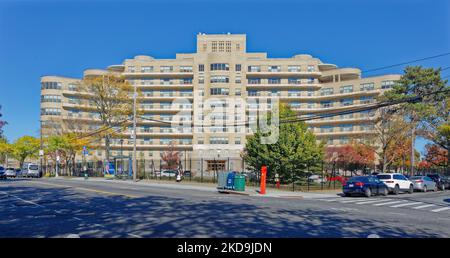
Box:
132;84;137;182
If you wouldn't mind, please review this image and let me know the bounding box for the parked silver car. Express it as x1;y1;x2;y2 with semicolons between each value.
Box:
4;167;17;178
410;176;437;192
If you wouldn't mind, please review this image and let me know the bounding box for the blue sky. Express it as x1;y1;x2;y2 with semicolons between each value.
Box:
0;0;449;156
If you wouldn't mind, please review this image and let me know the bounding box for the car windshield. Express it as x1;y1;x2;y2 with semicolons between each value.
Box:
410;176;422;180
347;177;368;183
377;175;391;180
29;165;39;170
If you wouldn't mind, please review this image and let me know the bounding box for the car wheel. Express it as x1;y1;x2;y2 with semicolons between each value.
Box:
364;188;372;198
393;185;399;195
381;187;388;196
408;185;413;194
423;185;427;192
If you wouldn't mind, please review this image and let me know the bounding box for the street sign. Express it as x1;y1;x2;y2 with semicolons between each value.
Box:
39;150;44;156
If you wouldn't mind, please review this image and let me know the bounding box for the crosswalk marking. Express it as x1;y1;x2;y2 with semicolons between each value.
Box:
389;202;423;208
412;204;436;209
355;199;392;205
390;202;423;208
373;201;405;206
339;199;369;203
430;207;450;213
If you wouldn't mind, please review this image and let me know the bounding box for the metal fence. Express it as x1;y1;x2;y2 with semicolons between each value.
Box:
41;157;449;192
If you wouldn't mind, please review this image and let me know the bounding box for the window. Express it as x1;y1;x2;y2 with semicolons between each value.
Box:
340;98;353;106
212;41;217;52
198;76;204;84
235;88;241;96
180;66;193;73
339;137;350;145
210;88;229;96
381;80;395;89
288;66;300;72
307;65;315;72
360;96;374;104
248;66;261;72
268;78;281;84
236;43;240;51
288;77;301;84
197;137;204;144
340;124;353;132
161;78;172;85
127;66;135;73
209;137;228;144
247;78;261;84
180;90;193;97
340;85;353;93
307;102;315;109
248;90;258;96
199;64;204;72
210;63;229;71
160;66;173;72
41;82;62;90
226;41;232;52
235;76;241;84
320;125;334;133
289;102;302;108
181;78;192;85
141;66;153;73
235;138;241;145
307;90;314;97
288;90;301;97
141;79;153;85
41;108;61;116
320;88;334;96
321;101;333;108
268;66;281;72
235;64;241;71
68;83;77;91
269;90;280;96
360;82;375;91
41;95;61;103
210;76;229;83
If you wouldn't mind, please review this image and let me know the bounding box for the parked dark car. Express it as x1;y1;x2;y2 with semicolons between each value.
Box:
0;166;6;180
343;176;389;197
183;170;192;177
426;174;448;191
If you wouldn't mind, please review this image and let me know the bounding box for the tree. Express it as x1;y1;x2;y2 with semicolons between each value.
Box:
371;108;411;173
79;74;134;162
243;104;324;183
381;66;449;174
160;142;181;170
0;138;12;166
10;136;40;168
424;144;448;168
325;143;375;176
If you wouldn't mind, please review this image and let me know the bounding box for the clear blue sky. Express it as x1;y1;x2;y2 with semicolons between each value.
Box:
0;0;449;156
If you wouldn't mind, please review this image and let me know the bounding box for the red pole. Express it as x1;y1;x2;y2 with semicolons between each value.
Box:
260;166;267;195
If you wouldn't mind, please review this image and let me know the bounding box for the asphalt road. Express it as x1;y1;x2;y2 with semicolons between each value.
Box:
0;178;449;238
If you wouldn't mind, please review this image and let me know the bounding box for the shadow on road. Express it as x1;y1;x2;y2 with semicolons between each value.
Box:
0;184;443;238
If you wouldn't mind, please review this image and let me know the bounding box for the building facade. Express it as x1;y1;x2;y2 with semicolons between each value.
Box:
40;33;400;172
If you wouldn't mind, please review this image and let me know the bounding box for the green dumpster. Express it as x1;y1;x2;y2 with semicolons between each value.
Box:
234;174;246;191
217;171;228;189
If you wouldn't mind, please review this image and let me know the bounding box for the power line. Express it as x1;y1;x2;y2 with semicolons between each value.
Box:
362;52;450;73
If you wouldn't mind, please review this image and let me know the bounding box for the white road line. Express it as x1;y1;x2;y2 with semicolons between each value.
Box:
0;191;45;208
412;204;436;209
390;202;423;208
373;201;405;206
73;217;83;221
319;198;345;202
355;199;392;205
127;233;142;238
430;207;450;213
339;199;369;203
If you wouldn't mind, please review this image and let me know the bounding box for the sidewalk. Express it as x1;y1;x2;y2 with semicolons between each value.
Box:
54;176;340;199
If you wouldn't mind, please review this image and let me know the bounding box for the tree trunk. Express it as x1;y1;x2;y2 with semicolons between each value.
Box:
105;135;110;162
382;153;387;173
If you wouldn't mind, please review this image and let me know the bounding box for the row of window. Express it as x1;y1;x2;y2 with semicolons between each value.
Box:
129;78;193;85
127;66;193;73
41;95;61;103
41;108;61;116
320;81;394;95
41;82;62;90
247;78;316;85
318;124;375;133
248;65;316;72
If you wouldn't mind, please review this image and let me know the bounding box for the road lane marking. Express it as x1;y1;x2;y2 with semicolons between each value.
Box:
355;199;392;205
29;181;138;198
338;199;369;203
319;198;345;202
430;207;450;213
127;233;142;238
0;191;45;208
389;202;423;208
412;204;436;209
373;201;405;206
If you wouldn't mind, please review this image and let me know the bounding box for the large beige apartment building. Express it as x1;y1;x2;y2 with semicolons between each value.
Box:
40;33;400;172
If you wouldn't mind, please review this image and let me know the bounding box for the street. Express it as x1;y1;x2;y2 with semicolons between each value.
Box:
0;178;449;238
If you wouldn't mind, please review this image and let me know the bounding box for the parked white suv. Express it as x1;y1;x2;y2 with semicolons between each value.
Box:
376;173;414;195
